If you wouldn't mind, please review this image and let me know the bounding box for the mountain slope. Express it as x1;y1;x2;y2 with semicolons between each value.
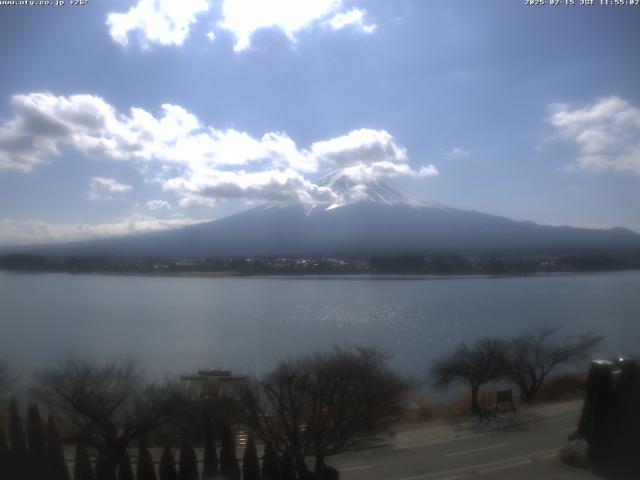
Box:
5;171;640;258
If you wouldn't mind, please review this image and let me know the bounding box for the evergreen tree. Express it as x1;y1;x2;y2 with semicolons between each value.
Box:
136;441;157;480
47;413;71;480
202;430;219;480
74;442;95;480
95;454;117;480
27;403;48;480
242;436;260;480
0;426;11;478
219;425;240;480
177;440;198;480
117;450;135;480
10;398;28;480
260;444;279;480
159;447;177;480
279;450;295;480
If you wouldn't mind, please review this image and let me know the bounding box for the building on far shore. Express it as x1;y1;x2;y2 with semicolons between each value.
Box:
180;368;246;398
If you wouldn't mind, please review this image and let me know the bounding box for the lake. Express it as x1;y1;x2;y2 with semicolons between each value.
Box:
1;271;639;387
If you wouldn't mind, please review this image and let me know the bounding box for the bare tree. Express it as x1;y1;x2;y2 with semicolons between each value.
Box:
238;346;411;479
431;337;508;414
0;360;15;399
506;326;602;403
35;354;184;476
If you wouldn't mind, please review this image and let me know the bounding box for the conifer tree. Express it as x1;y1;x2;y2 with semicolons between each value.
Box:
74;442;95;480
10;398;28;480
95;454;116;480
0;426;11;478
177;440;198;480
47;413;71;480
27;403;48;480
242;436;260;480
117;450;135;480
202;430;219;480
136;441;157;480
219;425;240;480
260;444;279;480
159;447;178;480
279;450;295;480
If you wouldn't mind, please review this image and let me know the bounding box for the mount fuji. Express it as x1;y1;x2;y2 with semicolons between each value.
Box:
7;170;640;258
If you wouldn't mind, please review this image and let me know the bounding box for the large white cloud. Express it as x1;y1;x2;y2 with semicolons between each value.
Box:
0;215;204;247
106;0;376;51
107;0;210;47
163;168;336;207
549;96;640;174
0;92;436;206
341;161;438;183
310;128;407;167
220;0;375;51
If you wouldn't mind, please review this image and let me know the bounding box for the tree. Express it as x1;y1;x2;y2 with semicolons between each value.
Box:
159;447;177;480
74;442;95;480
238;346;410;478
261;443;279;480
48;413;71;480
242;436;260;480
10;398;28;480
279;450;295;480
431;338;508;414
506;326;602;403
219;424;240;480
36;354;183;474
136;441;157;480
95;454;115;480
0;360;14;400
0;425;10;478
117;450;135;480
202;430;219;480
177;441;198;480
27;403;48;480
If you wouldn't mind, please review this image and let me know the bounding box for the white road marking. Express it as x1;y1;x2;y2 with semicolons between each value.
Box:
386;411;579;452
443;442;508;457
477;452;557;475
395;448;559;480
340;465;373;472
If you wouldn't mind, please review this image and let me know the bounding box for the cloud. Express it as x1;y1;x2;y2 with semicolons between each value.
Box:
548;96;640;174
0;215;205;247
145;199;172;210
88;177;133;201
107;0;210;47
443;147;470;158
327;8;376;33
0;92;437;205
163;168;336;207
106;0;376;51
310;129;407;167
341;161;438;183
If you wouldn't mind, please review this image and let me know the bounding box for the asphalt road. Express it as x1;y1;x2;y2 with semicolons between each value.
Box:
327;402;599;480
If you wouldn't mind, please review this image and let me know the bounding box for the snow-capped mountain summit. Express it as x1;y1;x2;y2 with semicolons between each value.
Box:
315;169;444;210
7;171;640;258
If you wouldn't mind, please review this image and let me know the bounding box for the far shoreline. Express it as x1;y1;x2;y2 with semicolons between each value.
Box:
1;267;639;281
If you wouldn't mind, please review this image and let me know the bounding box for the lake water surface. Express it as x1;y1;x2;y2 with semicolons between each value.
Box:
1;271;639;384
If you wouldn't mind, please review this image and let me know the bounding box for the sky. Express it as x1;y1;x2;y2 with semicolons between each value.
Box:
0;0;639;246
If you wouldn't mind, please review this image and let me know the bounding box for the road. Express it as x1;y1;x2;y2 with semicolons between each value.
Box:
327;401;601;479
